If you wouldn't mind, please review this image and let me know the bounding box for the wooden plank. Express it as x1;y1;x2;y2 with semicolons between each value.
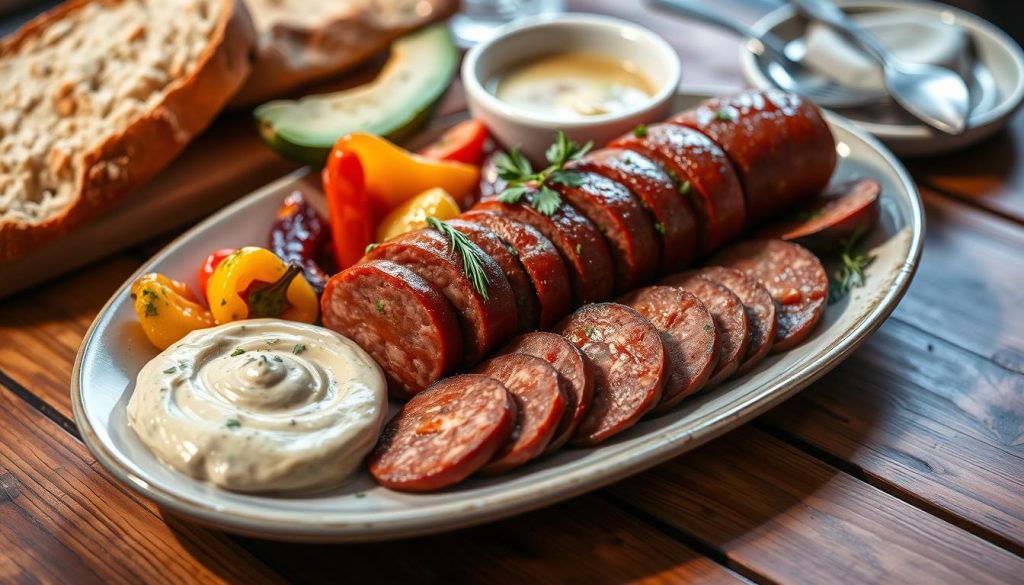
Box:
0;385;284;585
610;426;1024;585
242;495;747;584
762;318;1024;553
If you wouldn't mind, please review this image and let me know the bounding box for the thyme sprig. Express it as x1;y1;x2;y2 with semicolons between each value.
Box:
426;216;491;300
496;131;593;216
828;228;875;304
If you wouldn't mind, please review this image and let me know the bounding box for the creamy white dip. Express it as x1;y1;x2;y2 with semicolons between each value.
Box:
127;319;387;493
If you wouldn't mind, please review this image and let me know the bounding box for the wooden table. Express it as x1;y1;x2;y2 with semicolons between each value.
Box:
2;1;1022;583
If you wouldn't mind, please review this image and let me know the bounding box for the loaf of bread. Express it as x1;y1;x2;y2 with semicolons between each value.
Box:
0;0;256;262
231;0;458;106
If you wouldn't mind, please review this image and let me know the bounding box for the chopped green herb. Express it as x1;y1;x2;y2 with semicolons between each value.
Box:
226;418;241;430
290;419;297;426
703;323;713;334
354;492;367;499
272;356;283;363
714;108;736;122
144;302;158;317
365;242;379;254
632;124;648;137
375;299;385;313
426;217;491;300
231;348;246;357
506;244;519;257
162;366;177;374
292;343;306;355
245;356;257;365
679;180;691;195
266;338;280;345
584;326;594;338
654;222;666;235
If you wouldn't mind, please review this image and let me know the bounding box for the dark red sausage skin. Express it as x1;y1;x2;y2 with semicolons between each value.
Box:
711;239;828;352
457;210;572;329
611;123;745;255
368;374;516;492
553;172;660;292
671;89;836;225
363;228;517;363
322;260;463;400
495;331;594;451
573;148;698;272
448;219;538;333
475;353;565;474
473;198;614;306
618;286;717;412
661;273;749;388
694;266;777;375
557;303;666;445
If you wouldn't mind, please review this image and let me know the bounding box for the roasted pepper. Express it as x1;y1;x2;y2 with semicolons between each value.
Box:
131;273;215;349
206;247;319;324
270;190;332;293
376;187;460;242
198;248;236;299
323;147;374;270
418;119;489;165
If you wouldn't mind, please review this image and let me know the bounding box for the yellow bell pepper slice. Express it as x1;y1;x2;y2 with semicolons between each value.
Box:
206;247;319;325
131;273;214;350
376;187;461;242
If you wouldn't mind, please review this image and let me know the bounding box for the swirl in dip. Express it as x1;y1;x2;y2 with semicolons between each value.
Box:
127;319;387;493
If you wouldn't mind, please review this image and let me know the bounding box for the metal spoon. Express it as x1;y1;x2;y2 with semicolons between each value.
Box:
790;0;970;134
652;0;880;108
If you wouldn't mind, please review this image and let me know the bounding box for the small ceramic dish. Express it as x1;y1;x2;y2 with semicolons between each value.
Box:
462;13;681;162
740;0;1024;158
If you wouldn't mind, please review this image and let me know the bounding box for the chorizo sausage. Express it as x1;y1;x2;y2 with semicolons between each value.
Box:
475;353;566;473
363;228;516;363
368;374;516;492
693;266;777;375
572;148;698;272
321;260;463;399
755;178;881;252
611;123;745;254
671;89;836;225
618;286;717;412
557;303;666;445
710;239;828;352
495;331;594;451
457;210;572;329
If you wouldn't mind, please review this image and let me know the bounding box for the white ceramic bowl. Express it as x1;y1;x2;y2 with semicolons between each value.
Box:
462;13;682;162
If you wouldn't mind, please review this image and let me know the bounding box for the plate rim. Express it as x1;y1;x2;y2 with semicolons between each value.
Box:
70;93;926;542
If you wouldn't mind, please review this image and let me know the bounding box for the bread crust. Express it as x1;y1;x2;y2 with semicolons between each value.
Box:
0;0;257;263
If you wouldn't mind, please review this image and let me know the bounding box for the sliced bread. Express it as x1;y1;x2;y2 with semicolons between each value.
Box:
0;0;256;262
231;0;457;106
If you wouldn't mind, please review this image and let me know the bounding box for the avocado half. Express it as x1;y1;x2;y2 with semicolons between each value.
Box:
255;24;458;167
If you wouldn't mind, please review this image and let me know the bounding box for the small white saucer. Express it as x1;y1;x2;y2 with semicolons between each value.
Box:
740;0;1024;158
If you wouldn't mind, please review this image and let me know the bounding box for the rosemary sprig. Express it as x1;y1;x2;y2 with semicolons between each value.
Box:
496;130;593;216
828;228;875;304
426;216;491;300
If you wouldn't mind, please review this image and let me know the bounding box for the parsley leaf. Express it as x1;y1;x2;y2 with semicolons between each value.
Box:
494;130;591;216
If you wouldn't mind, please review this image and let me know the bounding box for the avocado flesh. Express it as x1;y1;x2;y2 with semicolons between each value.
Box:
255;24;458;167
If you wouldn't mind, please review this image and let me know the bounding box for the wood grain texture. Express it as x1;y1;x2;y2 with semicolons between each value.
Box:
244;496;748;584
609;426;1024;585
0;385;284;585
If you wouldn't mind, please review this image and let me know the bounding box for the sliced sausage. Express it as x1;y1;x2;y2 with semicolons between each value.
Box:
711;239;828;352
755;178;881;252
618;286;717;412
368;374;516;492
473;198;614;306
363;228;516;363
552;172;660;291
693;266;777;375
448;219;538;332
475;353;566;474
671;89;836;224
661;273;749;388
572;148;698;272
611;123;745;254
458;210;572;328
495;331;594;451
322;260;463;399
557;303;666;445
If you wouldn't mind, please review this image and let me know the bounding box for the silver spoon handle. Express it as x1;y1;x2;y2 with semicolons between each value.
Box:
789;0;891;63
652;0;792;65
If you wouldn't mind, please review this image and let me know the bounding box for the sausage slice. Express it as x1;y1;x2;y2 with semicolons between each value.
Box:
364;228;517;363
475;353;566;474
448;219;538;333
661;273;749;388
557;303;666;445
618;286;717;412
473;198;614;306
755;178;881;252
553;172;660;291
458;210;572;328
711;239;828;352
693;266;777;374
322;260;463;399
611;123;745;254
495;331;594;451
573;148;698;272
368;374;516;492
671;89;836;224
